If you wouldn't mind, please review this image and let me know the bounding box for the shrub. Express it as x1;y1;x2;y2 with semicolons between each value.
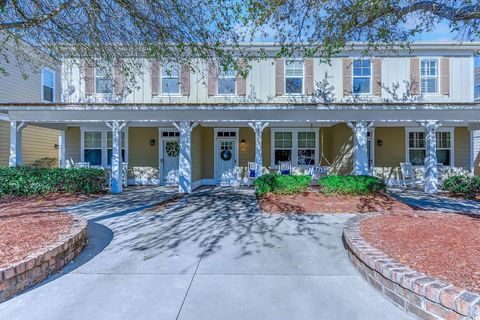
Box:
442;175;480;200
33;157;58;168
254;174;312;196
0;167;106;196
318;175;386;195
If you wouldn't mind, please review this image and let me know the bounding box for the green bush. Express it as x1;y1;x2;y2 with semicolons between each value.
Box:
254;174;311;196
318;175;386;195
0;167;106;196
442;175;480;200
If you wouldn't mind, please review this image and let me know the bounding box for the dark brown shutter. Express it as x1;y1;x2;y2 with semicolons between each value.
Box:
275;58;284;96
151;61;160;96
84;62;94;95
372;58;382;96
343;58;352;97
236;59;246;96
440;57;450;95
410;58;420;95
180;64;190;96
114;59;124;96
304;58;314;95
208;60;217;96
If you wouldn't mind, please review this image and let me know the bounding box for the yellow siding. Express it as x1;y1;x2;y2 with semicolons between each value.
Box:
238;128;255;167
323;123;354;175
65;127;80;166
200;127;214;180
454;127;470;170
262;128;271;167
128;127;158;179
191;126;202;181
0;122;59;167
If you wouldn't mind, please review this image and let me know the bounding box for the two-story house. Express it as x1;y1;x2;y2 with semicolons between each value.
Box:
1;42;479;194
0;38;61;167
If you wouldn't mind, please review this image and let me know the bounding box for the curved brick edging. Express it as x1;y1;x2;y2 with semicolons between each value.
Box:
0;216;88;302
343;215;480;320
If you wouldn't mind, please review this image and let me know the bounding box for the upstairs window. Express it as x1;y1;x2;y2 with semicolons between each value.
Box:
42;68;55;102
161;63;180;95
352;59;371;94
217;67;236;95
420;59;438;94
285;59;304;94
95;61;113;94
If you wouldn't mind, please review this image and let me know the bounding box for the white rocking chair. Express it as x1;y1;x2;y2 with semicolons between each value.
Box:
75;162;90;168
400;162;415;187
278;161;292;175
247;161;257;186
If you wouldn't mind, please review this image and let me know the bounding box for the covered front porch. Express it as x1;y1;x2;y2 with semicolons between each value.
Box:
2;103;479;194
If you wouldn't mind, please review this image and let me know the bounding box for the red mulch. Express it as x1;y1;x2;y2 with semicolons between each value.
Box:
0;194;95;268
361;211;480;294
259;191;414;214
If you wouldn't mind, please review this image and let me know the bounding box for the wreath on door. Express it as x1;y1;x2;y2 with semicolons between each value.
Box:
165;141;179;157
220;149;232;161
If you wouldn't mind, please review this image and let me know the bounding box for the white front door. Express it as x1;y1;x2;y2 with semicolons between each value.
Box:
216;138;239;186
162;139;179;185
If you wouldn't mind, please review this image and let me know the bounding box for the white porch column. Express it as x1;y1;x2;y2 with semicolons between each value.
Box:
419;121;441;193
9;121;27;167
248;121;269;177
347;121;374;175
106;121;127;193
59;129;66;168
173;121;198;193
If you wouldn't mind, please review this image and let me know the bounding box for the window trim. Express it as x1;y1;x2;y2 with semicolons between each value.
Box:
419;57;440;95
160;63;181;96
284;58;305;96
351;58;372;95
270;128;318;168
41;67;56;103
80;126;129;167
216;67;237;96
405;127;454;167
94;62;114;95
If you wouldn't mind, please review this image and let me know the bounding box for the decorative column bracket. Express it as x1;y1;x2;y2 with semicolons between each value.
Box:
106;121;128;193
346;121;374;176
418;120;441;194
9;121;28;167
248;121;269;178
173;121;198;194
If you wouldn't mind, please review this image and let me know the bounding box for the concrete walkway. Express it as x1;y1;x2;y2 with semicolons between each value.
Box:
0;187;414;320
389;188;480;215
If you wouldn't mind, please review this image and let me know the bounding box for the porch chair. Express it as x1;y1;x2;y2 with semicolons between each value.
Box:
247;161;257;186
75;162;90;168
308;166;330;180
400;162;415;187
279;161;292;175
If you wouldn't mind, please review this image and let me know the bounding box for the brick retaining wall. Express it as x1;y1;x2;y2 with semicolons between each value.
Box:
343;215;480;320
0;217;88;302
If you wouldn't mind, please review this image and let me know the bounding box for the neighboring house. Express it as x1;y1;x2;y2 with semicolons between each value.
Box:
475;66;480;102
0;39;61;167
1;42;479;193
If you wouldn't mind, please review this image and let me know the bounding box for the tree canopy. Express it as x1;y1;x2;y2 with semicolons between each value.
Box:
0;0;479;78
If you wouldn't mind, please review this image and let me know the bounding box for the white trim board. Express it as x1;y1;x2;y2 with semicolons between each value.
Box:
404;127;455;167
270;127;319;168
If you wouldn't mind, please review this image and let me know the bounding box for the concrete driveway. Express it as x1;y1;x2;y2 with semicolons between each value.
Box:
0;187;414;320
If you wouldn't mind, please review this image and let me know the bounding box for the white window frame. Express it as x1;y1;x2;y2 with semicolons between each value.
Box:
419;57;440;95
284;59;304;96
405;127;454;167
351;58;372;95
217;67;237;96
158;128;180;185
213;128;240;184
270;128;319;168
41;67;55;103
80;127;129;167
94;62;113;95
160;63;181;96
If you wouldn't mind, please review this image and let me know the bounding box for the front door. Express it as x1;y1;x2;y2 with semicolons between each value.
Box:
216;138;238;186
162;139;179;185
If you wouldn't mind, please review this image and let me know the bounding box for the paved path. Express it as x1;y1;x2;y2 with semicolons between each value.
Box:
0;187;414;320
389;188;480;215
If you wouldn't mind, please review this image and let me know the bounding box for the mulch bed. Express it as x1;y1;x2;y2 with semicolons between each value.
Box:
0;194;95;268
361;211;480;295
259;191;413;213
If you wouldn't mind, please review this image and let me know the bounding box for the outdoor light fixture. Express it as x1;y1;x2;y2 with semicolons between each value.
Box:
377;139;383;147
54;144;59;150
241;139;246;145
149;139;156;146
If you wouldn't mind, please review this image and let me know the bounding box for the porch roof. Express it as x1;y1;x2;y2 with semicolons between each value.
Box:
2;102;480;125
